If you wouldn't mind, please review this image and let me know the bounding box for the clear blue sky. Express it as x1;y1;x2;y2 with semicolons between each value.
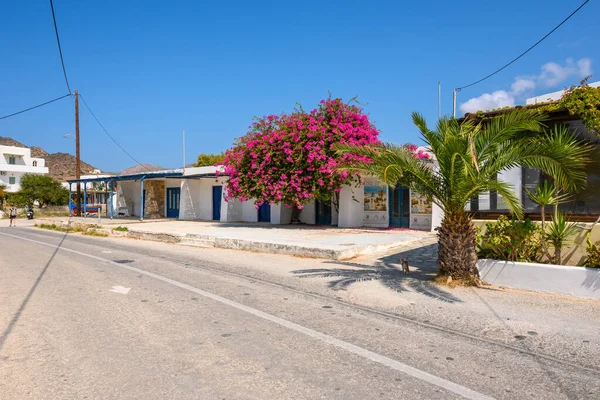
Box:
0;0;597;172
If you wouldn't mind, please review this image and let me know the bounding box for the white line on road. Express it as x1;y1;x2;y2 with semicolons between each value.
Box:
0;231;495;400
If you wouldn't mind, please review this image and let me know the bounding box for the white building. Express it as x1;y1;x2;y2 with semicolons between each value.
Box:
0;145;49;192
526;81;600;104
431;84;600;227
69;164;435;231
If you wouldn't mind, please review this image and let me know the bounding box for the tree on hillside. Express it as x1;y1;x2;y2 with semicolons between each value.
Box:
221;98;380;221
19;174;69;207
336;110;592;283
194;153;225;167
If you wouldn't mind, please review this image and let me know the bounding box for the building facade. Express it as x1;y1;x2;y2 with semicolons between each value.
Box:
0;145;49;192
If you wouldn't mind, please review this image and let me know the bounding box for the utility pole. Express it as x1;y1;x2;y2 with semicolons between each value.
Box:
452;88;457;118
75;90;81;216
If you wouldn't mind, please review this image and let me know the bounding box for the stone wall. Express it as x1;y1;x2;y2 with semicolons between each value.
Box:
144;180;165;219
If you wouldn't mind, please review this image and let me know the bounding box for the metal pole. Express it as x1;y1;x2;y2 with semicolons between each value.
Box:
83;182;87;217
438;82;441;120
452;89;457;118
75;90;81;216
68;183;72;215
109;181;114;219
140;178;145;221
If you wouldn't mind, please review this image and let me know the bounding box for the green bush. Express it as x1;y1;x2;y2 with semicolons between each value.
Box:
477;216;542;262
583;232;600;268
112;226;129;232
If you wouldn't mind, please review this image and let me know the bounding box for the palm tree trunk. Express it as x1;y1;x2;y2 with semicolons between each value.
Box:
540;205;550;261
437;210;479;282
290;206;302;224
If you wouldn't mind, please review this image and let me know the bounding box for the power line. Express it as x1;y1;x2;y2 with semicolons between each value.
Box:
49;0;71;94
0;93;71;120
456;0;590;91
78;94;152;171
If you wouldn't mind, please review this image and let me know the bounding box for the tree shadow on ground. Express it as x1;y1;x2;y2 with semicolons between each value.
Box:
582;267;600;293
292;243;462;303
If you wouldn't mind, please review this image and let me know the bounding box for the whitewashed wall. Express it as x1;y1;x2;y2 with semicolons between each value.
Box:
179;180;201;220
241;200;259;222
225;198;243;222
178;177;228;220
338;183;364;228
299;200;316;224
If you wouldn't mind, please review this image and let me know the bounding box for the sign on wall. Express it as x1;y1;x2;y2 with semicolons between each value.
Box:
410;190;432;230
363;177;388;226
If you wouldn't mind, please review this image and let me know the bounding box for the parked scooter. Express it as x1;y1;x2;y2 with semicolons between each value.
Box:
26;206;34;220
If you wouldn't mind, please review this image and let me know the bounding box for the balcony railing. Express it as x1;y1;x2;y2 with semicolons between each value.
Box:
0;164;49;173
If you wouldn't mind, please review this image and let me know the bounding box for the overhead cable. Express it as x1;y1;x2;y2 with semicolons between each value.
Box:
456;0;590;91
0;93;71;120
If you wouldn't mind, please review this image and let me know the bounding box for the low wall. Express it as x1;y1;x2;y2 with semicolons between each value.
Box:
477;259;600;300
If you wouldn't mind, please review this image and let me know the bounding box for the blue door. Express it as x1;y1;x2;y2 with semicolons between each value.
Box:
258;202;271;222
389;185;410;227
315;200;332;225
166;187;180;218
212;186;222;221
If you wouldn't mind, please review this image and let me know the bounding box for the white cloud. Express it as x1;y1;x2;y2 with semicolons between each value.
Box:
459;90;515;114
578;58;592;77
536;58;591;88
459;58;592;114
511;78;536;95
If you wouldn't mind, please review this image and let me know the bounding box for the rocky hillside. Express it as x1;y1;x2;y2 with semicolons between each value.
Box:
0;136;97;181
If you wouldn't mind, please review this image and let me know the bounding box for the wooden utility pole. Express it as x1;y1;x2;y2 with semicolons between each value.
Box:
75;90;81;216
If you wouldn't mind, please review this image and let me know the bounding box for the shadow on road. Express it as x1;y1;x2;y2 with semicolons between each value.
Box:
0;227;70;352
292;243;461;303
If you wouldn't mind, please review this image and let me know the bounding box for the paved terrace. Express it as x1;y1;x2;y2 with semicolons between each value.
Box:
35;217;434;260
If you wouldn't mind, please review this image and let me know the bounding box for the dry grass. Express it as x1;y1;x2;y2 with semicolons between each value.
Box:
82;228;108;237
434;274;484;288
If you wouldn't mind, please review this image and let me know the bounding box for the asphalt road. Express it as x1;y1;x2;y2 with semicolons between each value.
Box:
1;226;599;399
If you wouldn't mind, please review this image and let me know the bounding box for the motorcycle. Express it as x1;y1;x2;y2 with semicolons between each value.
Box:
26;207;34;220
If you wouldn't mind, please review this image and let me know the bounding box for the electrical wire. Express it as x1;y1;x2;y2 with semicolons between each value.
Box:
78;94;153;171
456;0;590;91
0;93;71;120
49;0;71;94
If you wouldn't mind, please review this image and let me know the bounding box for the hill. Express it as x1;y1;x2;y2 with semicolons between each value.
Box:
0;136;97;181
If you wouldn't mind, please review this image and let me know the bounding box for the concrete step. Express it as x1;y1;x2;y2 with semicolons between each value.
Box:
180;236;216;248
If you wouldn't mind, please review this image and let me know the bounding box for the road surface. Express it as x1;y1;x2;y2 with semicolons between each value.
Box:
1;226;599;399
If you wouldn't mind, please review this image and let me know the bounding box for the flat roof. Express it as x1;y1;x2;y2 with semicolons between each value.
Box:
67;169;184;183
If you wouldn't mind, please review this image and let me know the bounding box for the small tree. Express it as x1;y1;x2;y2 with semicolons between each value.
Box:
195;153;225;167
19;174;69;207
222;98;380;221
5;191;29;208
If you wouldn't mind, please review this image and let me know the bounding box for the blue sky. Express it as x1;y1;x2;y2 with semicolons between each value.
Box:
0;0;597;172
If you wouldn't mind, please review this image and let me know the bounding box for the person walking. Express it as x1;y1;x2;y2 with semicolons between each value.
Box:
9;205;17;227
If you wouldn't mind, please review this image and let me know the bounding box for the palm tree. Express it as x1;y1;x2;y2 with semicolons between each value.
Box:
526;181;572;261
337;111;592;283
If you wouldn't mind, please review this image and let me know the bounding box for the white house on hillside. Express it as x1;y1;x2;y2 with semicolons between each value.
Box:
0;145;49;192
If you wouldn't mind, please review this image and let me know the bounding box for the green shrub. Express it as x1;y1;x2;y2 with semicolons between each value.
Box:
112;226;129;232
477;216;542;262
546;212;580;265
583;232;600;268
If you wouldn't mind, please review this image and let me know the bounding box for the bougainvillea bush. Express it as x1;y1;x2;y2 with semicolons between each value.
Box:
221;98;381;210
